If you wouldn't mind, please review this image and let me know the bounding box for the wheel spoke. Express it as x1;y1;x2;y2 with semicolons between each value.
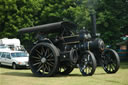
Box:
45;64;49;72
87;55;90;61
32;56;41;59
110;64;113;71
43;64;46;72
48;62;55;66
35;59;41;62
88;66;90;74
46;53;53;58
33;62;41;66
41;64;45;72
47;65;51;72
35;49;41;54
45;48;49;56
47;59;54;62
41;47;45;56
111;64;115;71
36;64;44;72
88;66;92;73
107;64;110;71
109;65;111;71
37;53;42;58
112;63;116;67
35;49;42;58
46;62;54;67
86;67;88;74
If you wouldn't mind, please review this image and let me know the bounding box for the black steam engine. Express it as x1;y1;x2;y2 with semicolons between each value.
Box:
18;15;120;77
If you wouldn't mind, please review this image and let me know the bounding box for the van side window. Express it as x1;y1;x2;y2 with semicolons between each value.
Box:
6;52;11;59
1;52;6;58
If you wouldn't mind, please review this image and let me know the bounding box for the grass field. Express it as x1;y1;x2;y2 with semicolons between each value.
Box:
0;62;128;85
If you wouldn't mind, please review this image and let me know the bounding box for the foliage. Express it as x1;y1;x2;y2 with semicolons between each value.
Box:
0;0;128;47
0;0;77;47
74;0;128;47
96;0;128;46
0;0;42;38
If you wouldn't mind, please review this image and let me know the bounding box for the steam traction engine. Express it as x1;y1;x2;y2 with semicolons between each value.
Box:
18;21;120;77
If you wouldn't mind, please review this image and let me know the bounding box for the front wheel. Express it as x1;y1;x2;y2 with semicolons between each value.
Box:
79;51;97;76
101;49;120;73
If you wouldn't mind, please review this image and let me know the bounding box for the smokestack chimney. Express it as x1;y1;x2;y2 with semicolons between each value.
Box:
90;13;96;38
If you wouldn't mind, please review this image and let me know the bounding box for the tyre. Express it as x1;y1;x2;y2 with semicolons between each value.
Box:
29;43;59;77
79;51;97;76
101;49;120;73
0;62;1;67
12;63;17;69
58;63;74;75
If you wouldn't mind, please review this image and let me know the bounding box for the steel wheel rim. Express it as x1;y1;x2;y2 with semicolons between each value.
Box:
102;50;118;73
30;45;56;76
80;53;93;75
13;64;16;69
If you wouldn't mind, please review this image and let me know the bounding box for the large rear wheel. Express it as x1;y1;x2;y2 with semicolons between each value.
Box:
29;43;59;77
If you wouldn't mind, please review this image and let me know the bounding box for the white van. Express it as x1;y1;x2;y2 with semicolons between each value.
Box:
0;50;29;69
0;45;11;51
0;38;28;51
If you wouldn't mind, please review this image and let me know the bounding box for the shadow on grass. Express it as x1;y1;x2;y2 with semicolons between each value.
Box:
55;74;82;77
0;65;29;70
0;66;33;77
1;71;108;78
0;65;14;69
69;73;106;76
2;71;104;78
2;72;34;77
55;72;106;78
0;66;109;78
94;73;106;75
2;72;83;77
2;72;86;78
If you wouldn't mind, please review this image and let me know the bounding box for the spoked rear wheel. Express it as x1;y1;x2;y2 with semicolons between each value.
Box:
29;43;59;77
79;51;96;76
102;49;120;73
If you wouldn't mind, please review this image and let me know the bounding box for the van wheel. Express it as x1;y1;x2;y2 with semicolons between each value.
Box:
0;62;1;67
12;63;17;69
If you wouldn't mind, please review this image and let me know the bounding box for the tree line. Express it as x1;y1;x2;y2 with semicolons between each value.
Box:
0;0;128;47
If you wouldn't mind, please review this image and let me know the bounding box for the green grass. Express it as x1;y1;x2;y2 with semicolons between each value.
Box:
0;62;128;85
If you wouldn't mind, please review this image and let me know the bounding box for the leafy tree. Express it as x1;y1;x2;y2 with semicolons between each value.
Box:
74;0;128;47
0;0;128;48
0;0;77;37
96;0;128;46
0;0;42;38
0;0;77;48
